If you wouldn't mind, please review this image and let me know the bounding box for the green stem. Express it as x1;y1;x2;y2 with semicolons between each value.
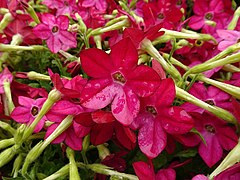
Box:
228;7;240;30
0;44;48;52
67;147;81;180
176;87;237;124
209;139;240;179
43;164;70;180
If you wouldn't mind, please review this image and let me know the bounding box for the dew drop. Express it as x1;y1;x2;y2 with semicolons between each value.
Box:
94;83;100;88
164;123;170;130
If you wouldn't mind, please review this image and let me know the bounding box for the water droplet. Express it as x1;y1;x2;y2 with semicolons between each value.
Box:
94;83;100;88
174;127;179;132
164;123;169;130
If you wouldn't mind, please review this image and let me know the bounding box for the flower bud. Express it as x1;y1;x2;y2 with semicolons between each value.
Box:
97;144;110;160
0;138;15;150
0;146;18;168
0;12;13;33
12;154;23;177
43;164;69;180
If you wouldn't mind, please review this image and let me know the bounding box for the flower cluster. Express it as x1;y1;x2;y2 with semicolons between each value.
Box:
1;0;240;179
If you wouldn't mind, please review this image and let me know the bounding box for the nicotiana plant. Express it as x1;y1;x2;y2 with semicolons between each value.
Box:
1;0;240;179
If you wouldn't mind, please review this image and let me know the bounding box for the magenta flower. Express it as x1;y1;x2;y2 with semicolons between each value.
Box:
33;13;77;53
192;112;238;167
11;96;47;132
45;121;90;150
132;79;193;158
217;29;240;51
80;38;161;126
181;83;232;113
42;0;78;16
133;160;176;180
188;0;230;31
81;0;107;12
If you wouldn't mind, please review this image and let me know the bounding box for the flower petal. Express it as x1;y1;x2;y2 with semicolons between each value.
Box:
81;79;115;109
90;123;114;145
133;161;155;180
156;168;176;180
111;87;140;126
161;107;194;134
138;114;167;158
33;24;51;39
126;65;161;97
110;38;138;70
80;48;112;78
199;135;222;167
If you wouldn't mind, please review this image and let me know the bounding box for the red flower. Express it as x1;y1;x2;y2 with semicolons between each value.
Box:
80;38;161;125
132;79;193;158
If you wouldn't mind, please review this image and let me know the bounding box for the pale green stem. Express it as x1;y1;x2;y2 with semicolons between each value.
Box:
3;80;15;114
228;7;240;30
89;19;130;37
141;39;182;82
198;75;240;100
159;28;217;44
209;139;240;179
22;116;73;175
207;42;240;63
0;44;48;52
176;87;237;124
184;52;240;77
43;164;70;180
67;147;81;180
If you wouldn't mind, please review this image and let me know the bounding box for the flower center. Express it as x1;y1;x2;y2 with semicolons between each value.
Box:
31;106;39;116
205;124;215;133
146;106;158;116
158;13;165;19
52;26;59;33
176;0;182;5
64;1;69;6
112;72;126;84
205;12;213;20
205;99;215;106
195;40;203;46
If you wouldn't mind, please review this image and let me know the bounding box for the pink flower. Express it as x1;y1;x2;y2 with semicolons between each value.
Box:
33;13;77;53
11;96;47;132
181;83;232;113
132;79;193;158
80;38;161;126
217;29;240;51
42;0;78;16
188;0;231;31
45;121;90;150
81;0;107;12
192;174;209;180
192;112;238;167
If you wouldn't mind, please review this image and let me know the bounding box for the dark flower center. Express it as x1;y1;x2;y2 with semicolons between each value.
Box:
205;99;215;106
176;0;182;5
112;72;126;84
52;26;59;33
31;106;39;116
158;13;165;19
195;40;203;46
146;106;158;116
205;124;215;133
205;13;213;20
64;1;69;6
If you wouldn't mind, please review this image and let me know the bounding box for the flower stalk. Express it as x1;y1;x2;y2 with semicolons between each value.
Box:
228;7;240;30
209;139;240;179
66;147;81;180
175;86;237;124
